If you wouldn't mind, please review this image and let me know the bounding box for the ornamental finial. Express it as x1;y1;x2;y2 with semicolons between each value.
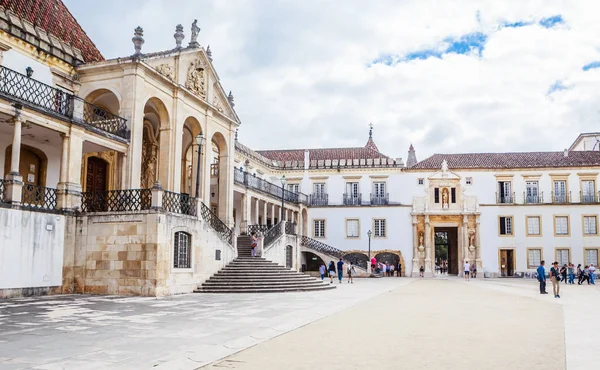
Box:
174;24;184;49
132;26;145;56
369;122;373;138
235;129;239;141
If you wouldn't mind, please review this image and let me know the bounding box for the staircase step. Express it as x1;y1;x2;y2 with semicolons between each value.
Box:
195;285;335;293
203;280;326;287
207;277;317;283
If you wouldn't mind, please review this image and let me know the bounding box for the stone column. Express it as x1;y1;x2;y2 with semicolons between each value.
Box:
412;216;419;276
190;143;199;196
56;126;84;210
10;115;22;174
239;193;247;234
5;115;24;204
254;198;259;225
462;215;469;276
56;133;71;210
424;215;432;276
271;203;276;224
475;215;482;271
263;201;268;225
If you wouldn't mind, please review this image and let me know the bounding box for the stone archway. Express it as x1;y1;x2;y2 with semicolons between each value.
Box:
301;251;325;271
343;252;369;270
374;250;406;276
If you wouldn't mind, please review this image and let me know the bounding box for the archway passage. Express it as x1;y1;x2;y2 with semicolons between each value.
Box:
375;252;400;267
434;227;458;275
301;251;325;271
344;252;369;270
86;156;108;192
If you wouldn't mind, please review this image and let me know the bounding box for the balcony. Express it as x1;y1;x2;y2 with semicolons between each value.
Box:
343;193;362;206
496;192;515;204
551;191;571;204
0;65;129;140
523;192;543;204
370;193;389;205
233;167;308;204
309;194;329;206
580;191;600;204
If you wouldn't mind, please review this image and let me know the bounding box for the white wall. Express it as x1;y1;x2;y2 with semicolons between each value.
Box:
2;49;54;86
0;208;65;293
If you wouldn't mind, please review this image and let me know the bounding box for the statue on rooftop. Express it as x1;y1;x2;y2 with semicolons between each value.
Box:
189;19;200;48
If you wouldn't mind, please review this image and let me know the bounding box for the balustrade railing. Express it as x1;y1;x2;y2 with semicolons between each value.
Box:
200;202;233;245
551;191;571;204
580;191;600;204
0;179;5;203
81;189;152;212
0;65;128;140
299;235;345;259
162;191;197;216
285;222;297;235
496;192;515;204
264;222;283;247
343;193;362;206
21;184;57;212
309;194;328;206
233;167;308;204
370;193;389;205
247;224;271;234
523;192;543;204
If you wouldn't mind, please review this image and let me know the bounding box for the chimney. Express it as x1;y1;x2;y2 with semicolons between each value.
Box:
563;149;568;157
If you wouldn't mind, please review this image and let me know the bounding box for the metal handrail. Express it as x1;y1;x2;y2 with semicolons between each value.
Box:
248;224;271;234
21;184;57;212
523;191;543;204
233;167;308;204
496;192;515;204
551;191;571;204
0;179;5;203
264;222;283;247
200;202;233;245
580;191;600;204
309;193;328;206
285;222;297;235
162;191;197;216
80;97;129;139
370;193;389;205
343;193;362;206
299;235;345;259
81;189;152;212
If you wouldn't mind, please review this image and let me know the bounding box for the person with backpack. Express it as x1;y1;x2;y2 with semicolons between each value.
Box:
560;264;568;283
347;262;356;284
328;261;336;284
536;260;548;294
336;258;344;283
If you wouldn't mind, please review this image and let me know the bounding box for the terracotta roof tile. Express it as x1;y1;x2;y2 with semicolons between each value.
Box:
0;0;104;63
410;151;600;170
257;147;390;163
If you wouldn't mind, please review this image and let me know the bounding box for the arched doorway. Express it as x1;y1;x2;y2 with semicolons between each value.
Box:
4;144;47;187
211;132;229;221
301;251;325;271
141;98;169;189
85;157;108;192
180;117;202;196
344;252;369;269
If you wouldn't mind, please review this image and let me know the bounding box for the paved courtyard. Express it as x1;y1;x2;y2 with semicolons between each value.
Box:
0;277;598;369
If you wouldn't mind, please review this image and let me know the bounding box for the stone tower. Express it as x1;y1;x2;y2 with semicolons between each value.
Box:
406;143;418;167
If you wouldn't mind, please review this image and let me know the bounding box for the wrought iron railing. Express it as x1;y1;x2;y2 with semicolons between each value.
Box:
162;191;197;216
370;193;389;205
233;167;308;204
309;194;328;206
524;192;543;204
200;202;233;245
80;98;129;139
0;179;5;203
264;222;283;247
247;224;271;234
299;235;345;259
0;65;128;140
285;222;297;235
496;192;515;204
580;191;599;204
21;184;57;212
343;193;362;206
551;191;571;204
81;189;152;212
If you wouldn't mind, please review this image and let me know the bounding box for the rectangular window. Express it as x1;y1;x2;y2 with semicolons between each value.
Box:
582;180;596;202
451;188;456;203
585;249;599;266
498;181;512;203
553;180;567;202
499;216;513;235
346;219;359;238
527;216;541;236
373;182;386;197
584;216;597;235
314;220;326;238
346;182;359;197
374;219;386;237
556;249;570;266
528;249;542;268
174;232;191;268
526;181;539;203
418;178;424;185
554;216;569;235
287;183;300;193
466;177;472;185
434;188;440;203
313;183;326;196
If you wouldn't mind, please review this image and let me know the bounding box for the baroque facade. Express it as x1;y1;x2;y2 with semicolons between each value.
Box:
1;0;600;297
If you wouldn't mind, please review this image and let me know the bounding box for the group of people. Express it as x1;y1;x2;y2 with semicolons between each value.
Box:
537;260;596;298
370;256;402;277
319;258;357;284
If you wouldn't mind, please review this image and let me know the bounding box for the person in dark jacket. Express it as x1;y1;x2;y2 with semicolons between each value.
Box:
397;263;402;277
536;261;548;294
328;261;336;284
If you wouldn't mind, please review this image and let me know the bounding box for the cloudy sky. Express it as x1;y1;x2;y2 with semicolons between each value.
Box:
64;0;600;161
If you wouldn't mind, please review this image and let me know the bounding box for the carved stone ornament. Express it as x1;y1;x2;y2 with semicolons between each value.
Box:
469;231;476;250
212;92;224;112
189;19;201;48
185;58;206;99
155;63;174;80
441;159;448;173
418;232;424;250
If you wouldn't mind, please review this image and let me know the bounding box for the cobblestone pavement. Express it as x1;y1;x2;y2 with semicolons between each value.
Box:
205;278;600;370
0;278;409;369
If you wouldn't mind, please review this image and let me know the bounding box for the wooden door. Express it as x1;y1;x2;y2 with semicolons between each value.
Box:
500;250;515;277
86;157;108;193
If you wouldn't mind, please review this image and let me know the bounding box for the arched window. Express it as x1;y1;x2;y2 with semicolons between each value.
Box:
173;232;191;268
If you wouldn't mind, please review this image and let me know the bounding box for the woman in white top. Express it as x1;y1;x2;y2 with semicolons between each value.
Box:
464;261;470;281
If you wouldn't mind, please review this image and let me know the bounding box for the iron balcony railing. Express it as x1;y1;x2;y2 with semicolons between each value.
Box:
309;194;328;206
580;191;600;204
496;192;515;204
0;179;5;203
247;224;271;235
343;193;362;206
523;191;543;204
0;65;129;140
285;221;297;235
233;167;308;204
200;201;233;245
264;222;283;247
370;193;389;205
300;235;345;259
81;189;152;212
21;184;57;212
162;191;197;216
551;191;571;204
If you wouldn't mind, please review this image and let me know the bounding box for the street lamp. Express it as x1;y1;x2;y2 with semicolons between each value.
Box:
367;229;372;274
280;175;287;223
194;133;205;198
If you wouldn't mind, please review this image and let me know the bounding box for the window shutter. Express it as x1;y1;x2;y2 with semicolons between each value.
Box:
500;217;506;234
451;188;456;203
434;188;439;203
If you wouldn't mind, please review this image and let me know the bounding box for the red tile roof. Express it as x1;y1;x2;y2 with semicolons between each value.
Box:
410;151;600;170
257;147;391;163
1;0;104;63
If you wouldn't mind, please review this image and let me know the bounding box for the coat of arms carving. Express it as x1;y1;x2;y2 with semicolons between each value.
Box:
185;58;206;99
155;63;174;80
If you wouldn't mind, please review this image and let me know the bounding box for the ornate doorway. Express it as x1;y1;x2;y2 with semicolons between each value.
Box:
434;227;458;275
86;157;108;192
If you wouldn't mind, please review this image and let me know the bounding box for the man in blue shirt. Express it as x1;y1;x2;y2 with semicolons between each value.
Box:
537;260;548;294
337;258;344;284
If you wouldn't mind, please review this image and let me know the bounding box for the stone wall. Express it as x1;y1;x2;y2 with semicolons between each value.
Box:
263;234;298;269
0;207;65;298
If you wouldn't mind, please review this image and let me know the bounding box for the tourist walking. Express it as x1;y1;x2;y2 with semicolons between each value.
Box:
550;261;561;298
347;262;356;284
560;264;568;283
537;261;548;294
419;265;424;277
589;263;596;284
319;263;326;281
577;264;585;285
463;261;470;281
328;261;336;284
370;257;377;271
568;263;575;285
397;263;402;277
470;262;477;278
250;232;258;257
337;258;344;283
382;263;387;276
582;265;591;285
389;263;395;277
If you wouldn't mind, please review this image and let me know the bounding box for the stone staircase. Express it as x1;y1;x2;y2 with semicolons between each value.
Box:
195;236;335;293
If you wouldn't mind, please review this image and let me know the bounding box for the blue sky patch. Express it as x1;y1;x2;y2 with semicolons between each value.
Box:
547;80;567;95
583;61;600;71
539;15;564;28
501;20;534;28
444;32;487;57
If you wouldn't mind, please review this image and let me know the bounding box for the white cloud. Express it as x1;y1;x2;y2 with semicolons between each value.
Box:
64;0;600;161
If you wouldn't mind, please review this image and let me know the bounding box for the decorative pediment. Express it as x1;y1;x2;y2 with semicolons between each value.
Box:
428;159;460;180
